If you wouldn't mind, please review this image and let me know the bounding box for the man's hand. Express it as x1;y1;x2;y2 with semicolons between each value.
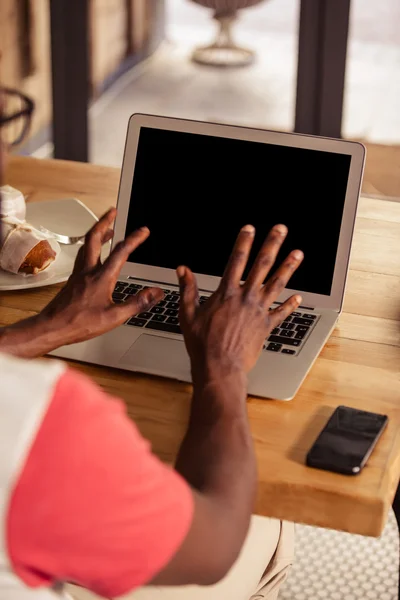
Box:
178;223;303;385
39;208;163;345
153;224;303;587
0;209;163;357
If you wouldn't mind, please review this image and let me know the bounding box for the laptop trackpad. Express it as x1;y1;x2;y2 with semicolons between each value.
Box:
120;334;191;381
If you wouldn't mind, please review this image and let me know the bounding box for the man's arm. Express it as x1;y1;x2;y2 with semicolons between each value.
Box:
0;210;163;359
152;371;255;585
151;224;303;585
0;313;65;358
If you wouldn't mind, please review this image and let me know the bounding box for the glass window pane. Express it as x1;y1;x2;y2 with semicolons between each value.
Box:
91;0;299;167
343;0;400;145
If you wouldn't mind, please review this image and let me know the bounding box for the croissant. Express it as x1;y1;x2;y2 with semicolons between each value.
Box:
0;218;59;275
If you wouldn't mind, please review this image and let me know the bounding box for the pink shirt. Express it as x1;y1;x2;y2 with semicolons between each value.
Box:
3;362;193;598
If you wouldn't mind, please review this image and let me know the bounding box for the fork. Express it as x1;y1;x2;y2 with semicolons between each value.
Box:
39;225;86;245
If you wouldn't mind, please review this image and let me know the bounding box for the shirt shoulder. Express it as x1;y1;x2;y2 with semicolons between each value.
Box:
7;367;194;597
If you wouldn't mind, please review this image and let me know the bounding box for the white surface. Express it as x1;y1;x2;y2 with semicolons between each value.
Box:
0;198;98;291
0;186;26;221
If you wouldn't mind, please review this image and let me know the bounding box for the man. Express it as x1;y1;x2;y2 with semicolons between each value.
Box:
0;86;303;600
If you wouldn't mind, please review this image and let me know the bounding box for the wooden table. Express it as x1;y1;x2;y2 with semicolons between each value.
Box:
3;156;400;537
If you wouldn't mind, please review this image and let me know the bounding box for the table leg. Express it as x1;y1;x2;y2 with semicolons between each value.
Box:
294;0;351;139
392;482;400;599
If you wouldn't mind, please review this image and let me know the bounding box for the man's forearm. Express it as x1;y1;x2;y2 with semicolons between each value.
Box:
175;371;257;544
0;313;64;358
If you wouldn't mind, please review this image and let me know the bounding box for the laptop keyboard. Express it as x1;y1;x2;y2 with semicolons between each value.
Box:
114;281;319;356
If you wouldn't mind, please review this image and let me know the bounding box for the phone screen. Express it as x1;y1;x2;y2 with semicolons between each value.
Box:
306;406;388;475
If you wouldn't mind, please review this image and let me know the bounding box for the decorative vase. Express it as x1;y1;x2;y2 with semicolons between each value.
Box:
189;0;267;67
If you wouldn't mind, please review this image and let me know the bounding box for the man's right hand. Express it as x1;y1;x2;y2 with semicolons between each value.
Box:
153;223;303;587
177;223;304;386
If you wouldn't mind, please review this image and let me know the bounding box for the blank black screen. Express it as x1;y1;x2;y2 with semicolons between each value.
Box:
125;127;351;296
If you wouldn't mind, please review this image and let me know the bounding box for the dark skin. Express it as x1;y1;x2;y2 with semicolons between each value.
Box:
0;209;164;356
1;90;303;586
153;224;303;584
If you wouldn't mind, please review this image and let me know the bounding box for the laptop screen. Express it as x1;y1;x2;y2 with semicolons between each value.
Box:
125;127;351;296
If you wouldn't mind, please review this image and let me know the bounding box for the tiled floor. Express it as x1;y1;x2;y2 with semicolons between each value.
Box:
90;0;400;168
280;509;399;600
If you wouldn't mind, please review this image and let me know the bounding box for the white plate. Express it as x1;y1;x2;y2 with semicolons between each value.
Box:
0;198;100;291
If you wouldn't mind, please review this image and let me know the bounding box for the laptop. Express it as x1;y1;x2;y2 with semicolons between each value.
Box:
51;114;365;400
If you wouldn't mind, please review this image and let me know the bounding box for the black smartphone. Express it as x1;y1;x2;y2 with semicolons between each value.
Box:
306;405;388;475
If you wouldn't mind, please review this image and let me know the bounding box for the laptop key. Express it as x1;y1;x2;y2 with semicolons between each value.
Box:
268;335;301;347
295;331;307;340
165;294;179;303
271;327;280;335
303;314;316;320
280;330;294;338
157;300;167;307
145;321;181;335
125;287;138;295
137;312;153;320
292;317;313;326
112;292;126;301
282;349;296;355
127;318;146;327
151;306;165;314
152;314;167;323
165;308;178;317
167;302;179;310
280;322;295;330
296;325;309;333
127;283;142;289
266;343;282;352
166;316;179;325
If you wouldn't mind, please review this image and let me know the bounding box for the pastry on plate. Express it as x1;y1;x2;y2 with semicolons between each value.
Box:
0;186;60;276
0;218;60;276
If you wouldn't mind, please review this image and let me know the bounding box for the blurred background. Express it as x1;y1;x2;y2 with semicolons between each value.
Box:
1;0;399;197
